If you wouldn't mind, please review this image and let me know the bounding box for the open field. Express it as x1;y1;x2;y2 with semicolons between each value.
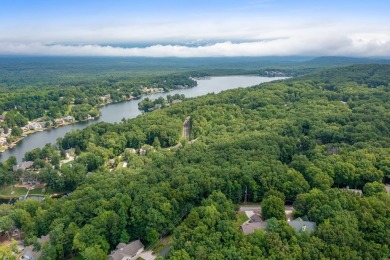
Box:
0;186;27;198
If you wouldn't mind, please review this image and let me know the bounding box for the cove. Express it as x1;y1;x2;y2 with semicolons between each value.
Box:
0;75;286;163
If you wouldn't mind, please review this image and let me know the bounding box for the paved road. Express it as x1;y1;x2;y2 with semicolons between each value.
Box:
183;117;190;139
239;205;294;212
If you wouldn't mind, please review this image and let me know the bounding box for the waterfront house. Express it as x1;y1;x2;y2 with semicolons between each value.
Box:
55;118;65;124
27;122;42;131
0;137;7;146
100;94;111;102
13;161;34;171
63;116;74;122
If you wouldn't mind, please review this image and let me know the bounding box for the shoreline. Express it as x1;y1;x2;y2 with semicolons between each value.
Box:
0;89;170;154
0;117;98;154
0;76;275;155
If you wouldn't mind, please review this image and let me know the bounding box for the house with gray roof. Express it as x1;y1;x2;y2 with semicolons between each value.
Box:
63;116;74;122
109;240;144;260
240;213;267;235
20;235;50;260
288;217;317;232
13;161;34;171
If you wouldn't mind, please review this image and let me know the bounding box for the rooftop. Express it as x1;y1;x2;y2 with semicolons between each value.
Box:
109;240;144;260
288;218;317;232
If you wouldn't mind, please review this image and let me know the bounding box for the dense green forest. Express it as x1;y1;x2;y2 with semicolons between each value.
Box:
0;64;389;259
1;56;389;132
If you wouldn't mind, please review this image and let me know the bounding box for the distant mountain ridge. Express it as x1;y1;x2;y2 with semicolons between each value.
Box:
303;56;390;66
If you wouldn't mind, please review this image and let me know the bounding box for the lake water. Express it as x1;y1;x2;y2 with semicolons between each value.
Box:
0;76;286;163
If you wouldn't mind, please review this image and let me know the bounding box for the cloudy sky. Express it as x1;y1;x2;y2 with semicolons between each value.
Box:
1;0;389;57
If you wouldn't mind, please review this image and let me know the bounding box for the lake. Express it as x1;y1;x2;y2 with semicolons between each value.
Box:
0;75;286;163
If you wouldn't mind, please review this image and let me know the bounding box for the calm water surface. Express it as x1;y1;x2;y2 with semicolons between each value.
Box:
0;76;286;163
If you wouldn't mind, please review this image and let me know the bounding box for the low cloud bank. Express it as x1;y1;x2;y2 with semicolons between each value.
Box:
1;35;389;57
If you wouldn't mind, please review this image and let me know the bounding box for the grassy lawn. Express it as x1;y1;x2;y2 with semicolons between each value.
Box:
234;212;249;229
152;235;172;254
29;188;46;195
0;185;28;198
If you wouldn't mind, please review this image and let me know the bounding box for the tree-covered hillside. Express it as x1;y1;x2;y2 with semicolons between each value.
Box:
0;64;389;259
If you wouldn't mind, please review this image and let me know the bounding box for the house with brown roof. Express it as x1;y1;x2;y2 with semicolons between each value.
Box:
109;240;144;260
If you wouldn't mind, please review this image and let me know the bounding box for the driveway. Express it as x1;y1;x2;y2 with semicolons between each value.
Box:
239;205;261;211
139;250;156;260
240;205;294;211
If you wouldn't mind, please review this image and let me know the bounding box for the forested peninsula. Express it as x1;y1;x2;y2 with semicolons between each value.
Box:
0;64;389;259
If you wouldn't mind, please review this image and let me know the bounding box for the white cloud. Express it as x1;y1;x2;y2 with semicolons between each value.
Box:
1;32;389;57
1;11;390;57
1;0;390;58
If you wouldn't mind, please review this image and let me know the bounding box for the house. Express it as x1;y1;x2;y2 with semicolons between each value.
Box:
125;148;136;154
20;235;50;260
21;177;40;186
27;122;42;131
55;118;64;124
345;187;363;196
109;240;144;260
288;217;317;232
385;184;390;195
9;226;22;240
0;137;7;146
39;121;51;128
139;148;147;156
108;159;115;165
63;116;74;122
240;213;267;235
30;123;40;130
65;148;76;155
100;94;111;102
326;146;339;155
13;161;34;171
